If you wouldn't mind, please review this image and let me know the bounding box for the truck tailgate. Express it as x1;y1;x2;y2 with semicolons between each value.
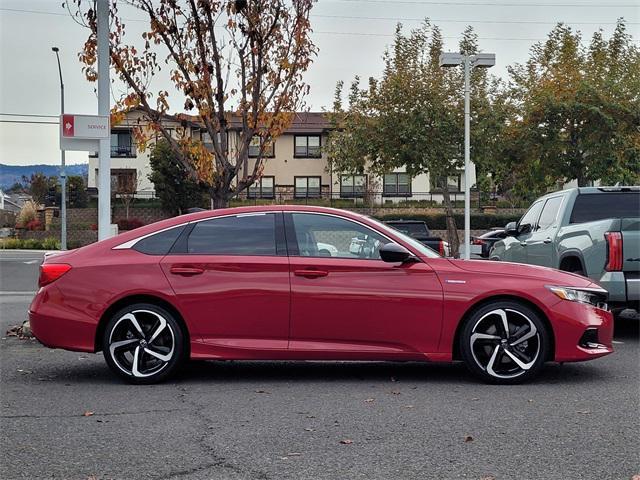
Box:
622;218;640;272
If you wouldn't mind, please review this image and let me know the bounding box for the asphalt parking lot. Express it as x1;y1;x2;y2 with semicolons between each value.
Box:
1;250;638;480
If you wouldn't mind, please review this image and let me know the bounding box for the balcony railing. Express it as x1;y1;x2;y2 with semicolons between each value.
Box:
111;145;136;157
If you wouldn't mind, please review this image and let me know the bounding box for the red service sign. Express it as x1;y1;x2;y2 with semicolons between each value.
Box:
59;114;109;140
62;115;75;137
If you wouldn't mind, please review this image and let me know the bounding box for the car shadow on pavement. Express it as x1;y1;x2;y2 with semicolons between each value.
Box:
614;316;639;340
173;358;609;386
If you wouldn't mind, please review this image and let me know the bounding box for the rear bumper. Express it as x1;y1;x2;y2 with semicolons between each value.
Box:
550;299;614;362
597;271;639;308
28;287;97;353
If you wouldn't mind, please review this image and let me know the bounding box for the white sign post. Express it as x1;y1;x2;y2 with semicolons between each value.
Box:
59;114;110;151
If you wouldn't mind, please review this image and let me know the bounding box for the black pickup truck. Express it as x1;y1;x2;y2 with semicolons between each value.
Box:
384;220;450;256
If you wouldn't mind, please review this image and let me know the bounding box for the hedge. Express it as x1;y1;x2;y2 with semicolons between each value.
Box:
0;237;61;250
374;213;521;230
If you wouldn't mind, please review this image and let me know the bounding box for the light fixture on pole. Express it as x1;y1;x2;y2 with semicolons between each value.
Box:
439;51;495;260
52;46;67;250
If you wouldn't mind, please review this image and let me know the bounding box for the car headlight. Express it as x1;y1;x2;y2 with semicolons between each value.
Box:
547;286;609;311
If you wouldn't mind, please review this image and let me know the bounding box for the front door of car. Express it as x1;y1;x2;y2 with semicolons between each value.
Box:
160;212;291;353
501;200;544;263
285;212;443;357
525;195;564;266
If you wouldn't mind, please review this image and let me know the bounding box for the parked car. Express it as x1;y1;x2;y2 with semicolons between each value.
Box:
490;187;639;313
472;228;507;258
384;219;450;256
30;206;612;385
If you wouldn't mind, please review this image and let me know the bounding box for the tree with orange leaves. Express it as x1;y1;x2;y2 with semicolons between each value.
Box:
67;0;317;208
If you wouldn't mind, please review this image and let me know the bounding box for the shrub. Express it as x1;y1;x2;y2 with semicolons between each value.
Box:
25;219;42;231
16;200;38;228
0;237;61;250
117;218;145;231
41;237;61;250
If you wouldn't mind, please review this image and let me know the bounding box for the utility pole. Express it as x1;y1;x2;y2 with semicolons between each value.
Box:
52;47;67;250
97;0;111;240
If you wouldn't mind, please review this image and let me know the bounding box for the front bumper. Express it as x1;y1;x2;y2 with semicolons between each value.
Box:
550;298;614;362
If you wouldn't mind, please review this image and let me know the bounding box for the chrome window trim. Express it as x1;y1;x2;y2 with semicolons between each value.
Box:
112;211;282;250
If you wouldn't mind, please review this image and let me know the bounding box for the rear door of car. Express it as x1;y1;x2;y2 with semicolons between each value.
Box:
160;212;291;352
285;212;443;357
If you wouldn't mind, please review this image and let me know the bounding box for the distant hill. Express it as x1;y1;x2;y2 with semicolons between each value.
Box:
0;164;88;190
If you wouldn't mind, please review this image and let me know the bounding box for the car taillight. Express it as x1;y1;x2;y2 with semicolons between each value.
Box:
438;240;445;256
39;263;72;287
472;238;484;245
604;232;623;271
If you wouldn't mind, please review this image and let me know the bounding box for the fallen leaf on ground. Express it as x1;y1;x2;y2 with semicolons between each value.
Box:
82;411;95;417
255;389;270;394
471;397;479;401
340;439;353;445
464;435;474;443
287;452;302;456
364;398;375;403
577;410;591;414
390;390;401;395
304;428;314;432
480;476;496;480
404;405;414;409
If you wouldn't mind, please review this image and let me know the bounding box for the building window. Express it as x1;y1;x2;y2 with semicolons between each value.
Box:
294;135;321;158
383;173;411;196
340;175;367;198
248;136;275;158
111;130;135;157
295;176;321;198
111;169;137;194
431;174;462;192
248;176;275;199
199;130;228;152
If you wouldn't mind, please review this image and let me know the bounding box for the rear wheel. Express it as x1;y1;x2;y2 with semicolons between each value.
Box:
460;301;550;384
103;303;185;384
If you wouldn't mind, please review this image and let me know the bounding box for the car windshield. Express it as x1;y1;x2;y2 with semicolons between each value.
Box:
365;217;441;258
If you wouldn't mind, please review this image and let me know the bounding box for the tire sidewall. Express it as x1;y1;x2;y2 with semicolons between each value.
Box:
460;300;550;385
102;303;185;384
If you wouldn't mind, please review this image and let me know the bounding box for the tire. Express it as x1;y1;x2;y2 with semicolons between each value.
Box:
102;303;185;384
459;300;550;384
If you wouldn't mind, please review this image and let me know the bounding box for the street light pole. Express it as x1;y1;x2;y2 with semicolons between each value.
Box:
463;56;471;261
439;52;495;260
52;47;67;250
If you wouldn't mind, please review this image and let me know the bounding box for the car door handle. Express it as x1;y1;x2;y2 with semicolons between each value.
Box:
170;266;205;276
294;269;329;278
543;238;552;244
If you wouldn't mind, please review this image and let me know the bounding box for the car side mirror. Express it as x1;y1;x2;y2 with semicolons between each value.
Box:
505;221;518;236
380;243;415;263
518;223;532;235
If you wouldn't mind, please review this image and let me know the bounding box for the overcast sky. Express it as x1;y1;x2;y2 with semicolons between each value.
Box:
0;0;638;166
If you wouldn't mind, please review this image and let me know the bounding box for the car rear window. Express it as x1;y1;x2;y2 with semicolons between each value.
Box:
387;222;430;238
570;192;640;224
133;225;185;255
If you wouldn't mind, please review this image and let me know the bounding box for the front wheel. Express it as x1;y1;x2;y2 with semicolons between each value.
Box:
103;303;185;384
459;301;550;384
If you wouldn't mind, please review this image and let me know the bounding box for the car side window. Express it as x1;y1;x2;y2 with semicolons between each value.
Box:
537;196;563;231
519;201;544;230
133;225;185;255
187;214;277;256
290;213;389;260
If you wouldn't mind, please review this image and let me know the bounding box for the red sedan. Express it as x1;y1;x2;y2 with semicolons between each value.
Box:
29;206;613;384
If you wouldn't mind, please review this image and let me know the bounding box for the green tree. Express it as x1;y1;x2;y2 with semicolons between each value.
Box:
67;175;88;208
149;140;209;215
507;20;640;189
327;22;505;255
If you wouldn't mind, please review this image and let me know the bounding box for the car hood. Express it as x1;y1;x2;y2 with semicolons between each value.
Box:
448;259;594;287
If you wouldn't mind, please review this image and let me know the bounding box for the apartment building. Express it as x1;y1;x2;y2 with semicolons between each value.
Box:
88;109;475;203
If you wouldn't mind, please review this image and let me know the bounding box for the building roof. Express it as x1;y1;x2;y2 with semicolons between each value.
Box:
126;108;332;134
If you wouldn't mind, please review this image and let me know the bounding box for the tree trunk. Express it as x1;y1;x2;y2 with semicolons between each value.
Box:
210;189;230;209
441;182;460;258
